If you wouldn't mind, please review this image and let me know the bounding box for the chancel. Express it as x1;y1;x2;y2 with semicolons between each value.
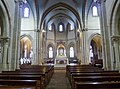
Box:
0;0;120;89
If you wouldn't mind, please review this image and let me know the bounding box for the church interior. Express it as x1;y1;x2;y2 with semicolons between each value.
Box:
0;0;120;89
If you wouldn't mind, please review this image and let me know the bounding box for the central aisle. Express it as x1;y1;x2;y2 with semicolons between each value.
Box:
46;68;71;89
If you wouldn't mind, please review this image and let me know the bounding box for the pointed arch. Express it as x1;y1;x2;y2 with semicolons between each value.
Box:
68;42;75;58
40;2;82;29
70;46;74;58
47;43;55;58
20;34;33;58
23;7;30;17
92;6;98;16
58;22;64;32
88;33;102;62
48;46;53;58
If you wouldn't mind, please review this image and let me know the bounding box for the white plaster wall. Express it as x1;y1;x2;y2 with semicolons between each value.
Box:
21;6;34;30
47;31;54;40
87;30;101;41
88;17;100;29
56;32;66;40
87;5;100;29
68;31;75;40
54;21;67;41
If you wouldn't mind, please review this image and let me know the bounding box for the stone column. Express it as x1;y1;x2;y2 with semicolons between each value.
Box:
10;0;24;70
16;0;22;69
37;29;44;65
79;31;83;64
97;0;111;70
40;31;45;64
10;0;20;70
111;36;120;70
80;31;84;64
2;38;10;71
36;30;40;65
40;31;42;65
81;28;88;64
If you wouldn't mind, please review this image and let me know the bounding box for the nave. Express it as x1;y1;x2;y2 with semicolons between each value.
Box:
0;0;120;88
0;64;120;89
46;68;71;89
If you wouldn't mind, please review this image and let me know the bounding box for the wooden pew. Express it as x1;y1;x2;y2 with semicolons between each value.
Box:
66;64;120;89
66;64;104;78
18;65;54;83
0;79;38;89
66;66;118;82
75;82;120;89
1;65;54;89
72;76;120;89
0;86;35;89
1;71;48;89
69;72;120;85
67;68;105;82
0;75;42;89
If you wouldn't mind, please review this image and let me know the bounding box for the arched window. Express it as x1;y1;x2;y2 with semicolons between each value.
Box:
49;47;53;58
59;24;63;32
70;25;74;31
23;7;29;17
89;45;93;60
70;47;74;57
92;6;98;16
49;25;52;31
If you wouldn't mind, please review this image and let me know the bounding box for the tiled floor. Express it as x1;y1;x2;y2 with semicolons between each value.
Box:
46;69;71;89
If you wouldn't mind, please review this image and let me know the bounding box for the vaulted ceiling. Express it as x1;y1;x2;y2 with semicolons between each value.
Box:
27;0;93;30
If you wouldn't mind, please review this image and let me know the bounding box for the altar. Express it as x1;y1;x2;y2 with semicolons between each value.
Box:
55;42;68;64
55;56;68;64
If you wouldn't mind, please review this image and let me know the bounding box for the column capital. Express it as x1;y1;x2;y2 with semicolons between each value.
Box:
15;0;27;6
81;28;88;31
97;0;106;4
111;35;120;42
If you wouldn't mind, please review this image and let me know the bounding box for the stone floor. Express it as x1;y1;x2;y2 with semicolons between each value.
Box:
46;68;71;89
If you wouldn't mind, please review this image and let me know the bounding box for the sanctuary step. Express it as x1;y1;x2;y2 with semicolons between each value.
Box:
54;64;66;70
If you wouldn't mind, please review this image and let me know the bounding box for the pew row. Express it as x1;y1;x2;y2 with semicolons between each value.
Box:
0;79;38;89
75;82;120;89
66;64;120;89
0;65;54;89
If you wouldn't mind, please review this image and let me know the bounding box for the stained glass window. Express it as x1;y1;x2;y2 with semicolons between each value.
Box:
93;6;98;16
23;7;29;17
70;47;74;57
49;25;52;31
70;25;73;30
49;47;53;58
59;24;63;32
